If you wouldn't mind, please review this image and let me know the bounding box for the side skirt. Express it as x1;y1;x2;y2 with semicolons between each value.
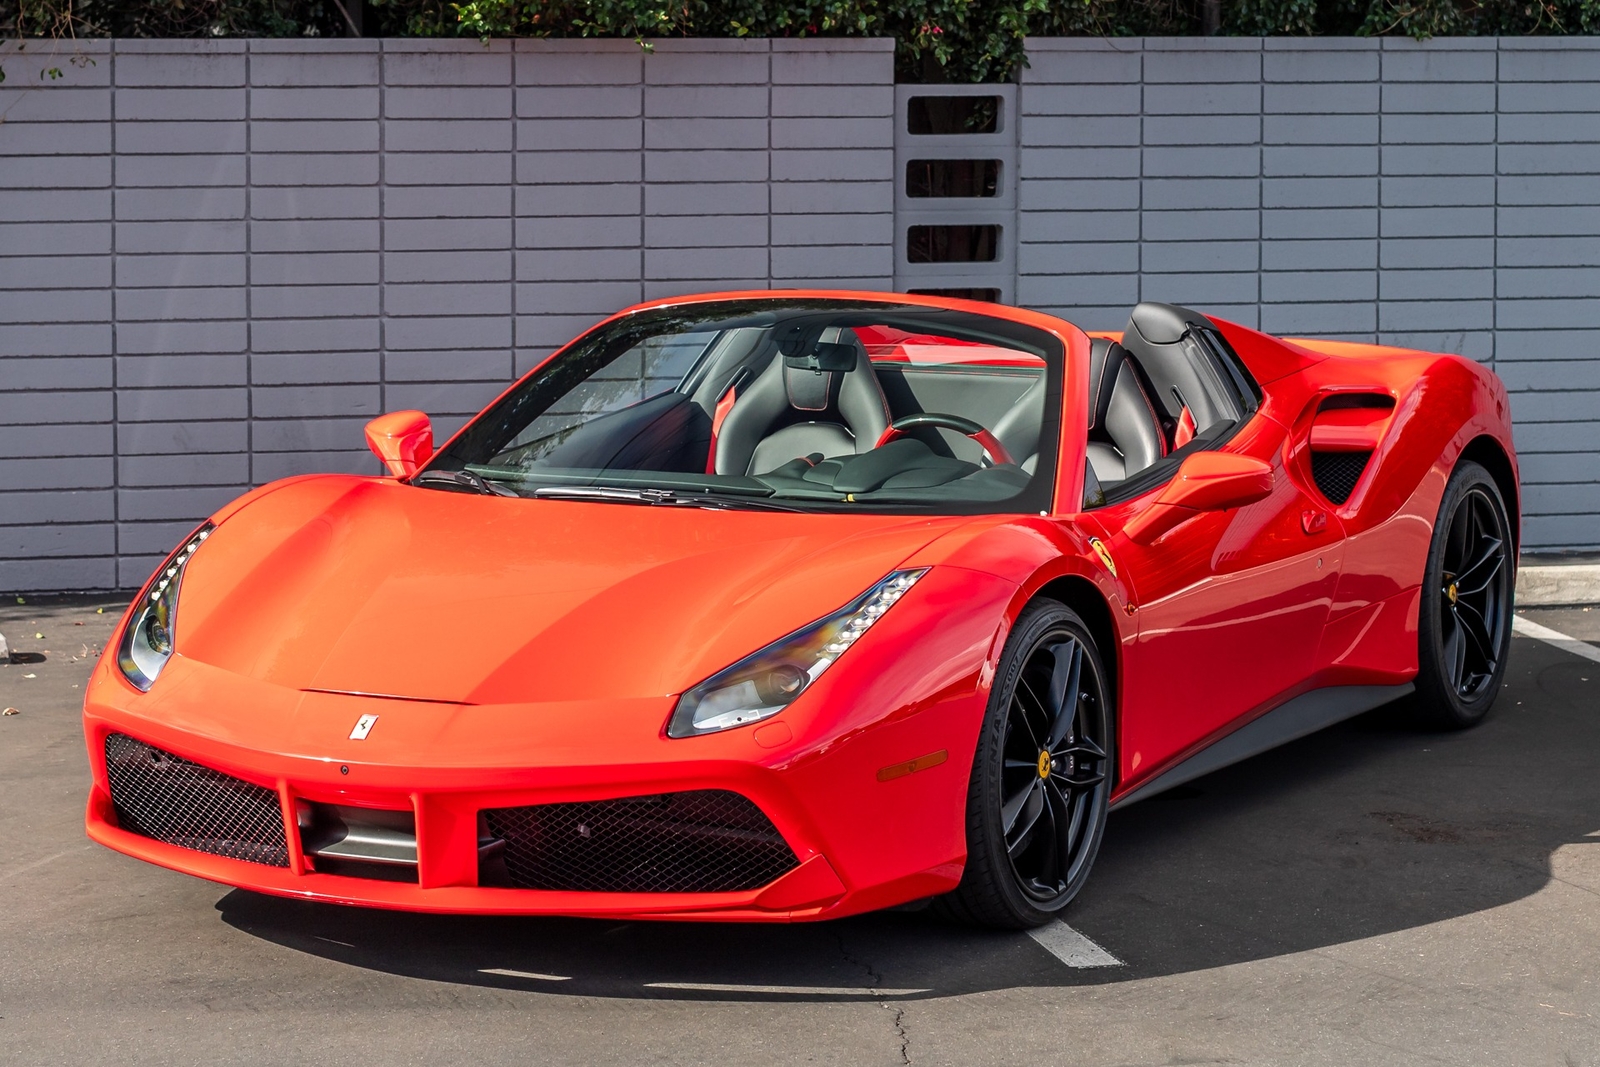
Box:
1108;683;1415;810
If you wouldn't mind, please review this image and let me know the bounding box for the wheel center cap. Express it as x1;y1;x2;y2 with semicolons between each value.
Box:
1037;751;1051;780
1447;582;1458;604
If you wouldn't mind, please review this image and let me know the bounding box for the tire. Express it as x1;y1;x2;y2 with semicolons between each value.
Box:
1415;459;1514;730
934;599;1114;929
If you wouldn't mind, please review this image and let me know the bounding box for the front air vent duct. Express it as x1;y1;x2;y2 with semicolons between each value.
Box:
103;733;289;867
481;790;798;894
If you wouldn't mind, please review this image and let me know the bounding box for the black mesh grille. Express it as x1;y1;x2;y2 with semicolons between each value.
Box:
103;733;289;867
1312;450;1372;505
483;790;799;893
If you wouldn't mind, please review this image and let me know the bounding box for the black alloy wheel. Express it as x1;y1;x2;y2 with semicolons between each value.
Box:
937;599;1113;928
1416;460;1514;729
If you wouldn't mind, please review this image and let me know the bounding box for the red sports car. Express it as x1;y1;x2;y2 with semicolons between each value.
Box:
83;291;1518;928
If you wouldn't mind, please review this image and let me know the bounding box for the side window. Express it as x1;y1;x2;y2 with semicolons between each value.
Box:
1082;457;1106;509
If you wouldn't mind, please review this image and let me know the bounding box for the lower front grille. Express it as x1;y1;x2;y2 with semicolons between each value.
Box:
483;790;799;893
103;733;289;868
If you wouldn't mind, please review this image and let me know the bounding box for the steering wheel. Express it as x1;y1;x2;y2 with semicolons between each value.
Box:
875;413;1016;467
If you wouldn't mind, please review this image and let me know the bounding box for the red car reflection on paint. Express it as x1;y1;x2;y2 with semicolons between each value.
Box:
83;292;1519;928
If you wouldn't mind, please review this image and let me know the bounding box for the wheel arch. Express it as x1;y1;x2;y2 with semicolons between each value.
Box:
1458;434;1520;557
1033;574;1120;787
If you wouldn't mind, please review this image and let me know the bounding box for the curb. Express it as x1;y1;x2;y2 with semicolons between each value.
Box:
1516;561;1600;607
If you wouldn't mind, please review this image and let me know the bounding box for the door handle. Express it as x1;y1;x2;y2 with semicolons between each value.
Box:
1301;509;1329;535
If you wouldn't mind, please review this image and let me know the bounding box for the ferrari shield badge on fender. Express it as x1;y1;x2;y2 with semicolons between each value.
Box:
349;714;379;741
1089;537;1117;578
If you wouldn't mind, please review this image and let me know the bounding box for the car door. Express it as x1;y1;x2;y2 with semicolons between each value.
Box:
1079;338;1344;792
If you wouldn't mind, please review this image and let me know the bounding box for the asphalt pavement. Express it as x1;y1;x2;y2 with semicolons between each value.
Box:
2;595;1597;1066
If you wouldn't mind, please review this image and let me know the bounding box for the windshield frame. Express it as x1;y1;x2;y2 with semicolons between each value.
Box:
419;296;1068;517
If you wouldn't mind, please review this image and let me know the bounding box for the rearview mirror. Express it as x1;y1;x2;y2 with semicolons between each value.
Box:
365;410;434;479
1124;452;1274;545
784;341;858;373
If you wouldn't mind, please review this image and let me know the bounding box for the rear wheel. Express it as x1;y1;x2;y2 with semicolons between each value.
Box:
1415;460;1513;729
936;599;1113;928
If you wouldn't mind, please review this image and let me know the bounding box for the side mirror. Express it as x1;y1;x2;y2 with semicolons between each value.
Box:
1125;452;1274;545
364;410;434;479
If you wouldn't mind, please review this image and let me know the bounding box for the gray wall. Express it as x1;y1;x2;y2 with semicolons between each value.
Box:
0;36;1595;591
1017;37;1600;554
0;38;896;590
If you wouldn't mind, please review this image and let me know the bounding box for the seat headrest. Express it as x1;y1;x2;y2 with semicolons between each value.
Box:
1088;337;1128;431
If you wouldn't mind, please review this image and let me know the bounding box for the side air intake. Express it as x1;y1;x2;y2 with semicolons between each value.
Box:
1311;450;1372;505
1307;393;1393;506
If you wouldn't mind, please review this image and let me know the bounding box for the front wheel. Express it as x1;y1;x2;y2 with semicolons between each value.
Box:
936;599;1114;928
1415;459;1514;729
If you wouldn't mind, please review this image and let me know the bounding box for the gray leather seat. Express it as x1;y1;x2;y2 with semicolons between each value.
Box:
993;374;1047;473
713;330;892;476
1085;337;1167;484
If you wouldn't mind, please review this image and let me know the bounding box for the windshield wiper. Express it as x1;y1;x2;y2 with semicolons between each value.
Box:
530;485;805;512
679;494;808;513
531;485;670;504
414;469;521;497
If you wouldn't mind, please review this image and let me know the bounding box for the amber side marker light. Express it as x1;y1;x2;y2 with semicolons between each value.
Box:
877;750;949;782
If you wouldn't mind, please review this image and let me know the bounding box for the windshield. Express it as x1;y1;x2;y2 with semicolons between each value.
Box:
423;298;1063;514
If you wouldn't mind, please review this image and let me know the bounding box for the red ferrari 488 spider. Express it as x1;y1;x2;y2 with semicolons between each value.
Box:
84;291;1518;928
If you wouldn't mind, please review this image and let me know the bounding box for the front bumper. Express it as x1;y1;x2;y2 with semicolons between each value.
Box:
82;649;976;921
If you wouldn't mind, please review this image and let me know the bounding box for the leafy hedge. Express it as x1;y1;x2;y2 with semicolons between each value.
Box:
9;0;1600;83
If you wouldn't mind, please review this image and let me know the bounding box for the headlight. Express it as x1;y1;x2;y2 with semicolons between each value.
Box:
118;523;213;691
666;568;927;738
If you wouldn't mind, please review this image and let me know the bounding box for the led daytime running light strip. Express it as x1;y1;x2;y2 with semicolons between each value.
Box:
150;528;210;603
819;570;923;664
667;568;929;738
118;523;213;691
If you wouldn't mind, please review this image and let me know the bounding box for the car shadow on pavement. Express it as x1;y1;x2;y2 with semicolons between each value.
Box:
218;638;1600;1001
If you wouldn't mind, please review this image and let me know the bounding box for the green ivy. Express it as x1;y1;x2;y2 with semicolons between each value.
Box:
404;0;1052;82
12;0;348;38
7;0;1600;84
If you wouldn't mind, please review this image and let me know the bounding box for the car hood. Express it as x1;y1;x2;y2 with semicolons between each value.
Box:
174;476;971;705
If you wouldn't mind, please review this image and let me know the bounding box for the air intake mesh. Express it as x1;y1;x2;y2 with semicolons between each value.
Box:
1312;450;1371;505
483;790;798;893
103;733;289;867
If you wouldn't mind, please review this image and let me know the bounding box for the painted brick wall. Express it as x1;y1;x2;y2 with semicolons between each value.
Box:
0;38;895;590
1019;36;1600;553
1;36;1596;592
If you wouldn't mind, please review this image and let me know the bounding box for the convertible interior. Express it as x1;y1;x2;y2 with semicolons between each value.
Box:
462;301;1256;510
1080;301;1258;504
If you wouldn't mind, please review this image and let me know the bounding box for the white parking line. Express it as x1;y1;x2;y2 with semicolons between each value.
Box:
1027;922;1123;968
645;982;929;996
1513;615;1600;665
479;968;572;982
